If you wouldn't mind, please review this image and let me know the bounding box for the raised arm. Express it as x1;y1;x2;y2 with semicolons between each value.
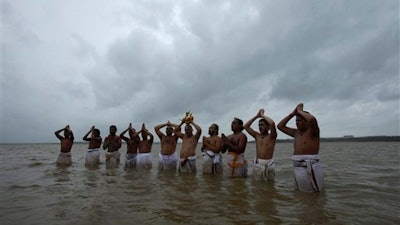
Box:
167;121;179;130
277;106;297;138
66;125;74;142
191;121;202;140
142;124;154;143
174;121;184;138
54;127;65;140
154;122;167;139
244;109;262;138
147;131;154;143
120;123;134;142
83;126;94;141
261;110;277;138
296;104;320;138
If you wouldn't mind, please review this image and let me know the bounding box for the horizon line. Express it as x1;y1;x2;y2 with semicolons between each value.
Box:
1;135;399;144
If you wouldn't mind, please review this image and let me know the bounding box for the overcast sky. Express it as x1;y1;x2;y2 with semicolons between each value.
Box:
2;0;399;143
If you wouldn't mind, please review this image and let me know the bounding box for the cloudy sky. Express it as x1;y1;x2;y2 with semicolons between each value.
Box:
2;0;399;143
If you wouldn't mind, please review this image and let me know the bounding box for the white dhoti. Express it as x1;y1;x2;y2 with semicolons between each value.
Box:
253;158;275;182
85;149;100;166
105;151;121;168
57;152;72;166
178;155;197;173
136;152;152;169
202;150;223;174
226;152;248;178
292;154;324;192
125;153;137;168
158;152;178;171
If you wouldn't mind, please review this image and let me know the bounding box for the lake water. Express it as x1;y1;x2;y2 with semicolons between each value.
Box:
1;142;399;225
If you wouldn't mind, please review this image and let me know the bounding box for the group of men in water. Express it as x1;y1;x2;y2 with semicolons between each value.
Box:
54;103;324;192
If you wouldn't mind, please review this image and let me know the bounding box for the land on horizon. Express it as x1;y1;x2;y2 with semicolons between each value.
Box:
276;135;400;143
1;135;399;144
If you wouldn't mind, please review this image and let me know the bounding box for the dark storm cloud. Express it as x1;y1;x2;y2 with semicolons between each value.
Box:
1;0;399;143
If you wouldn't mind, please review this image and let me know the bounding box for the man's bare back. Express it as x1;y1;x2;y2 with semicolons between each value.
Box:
55;125;74;153
60;139;73;153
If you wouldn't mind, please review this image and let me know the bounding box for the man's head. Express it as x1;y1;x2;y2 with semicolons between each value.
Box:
166;126;174;136
109;125;117;135
295;114;309;132
63;129;71;138
93;129;101;137
258;119;270;134
141;131;148;140
129;129;136;138
208;123;219;135
184;124;193;136
231;117;244;132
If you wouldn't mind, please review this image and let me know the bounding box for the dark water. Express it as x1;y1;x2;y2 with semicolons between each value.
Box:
1;142;399;225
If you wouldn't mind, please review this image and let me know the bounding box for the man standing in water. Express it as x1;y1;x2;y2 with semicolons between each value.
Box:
175;118;202;173
82;126;102;166
54;125;74;166
154;121;180;171
103;125;122;168
221;118;248;178
244;109;277;182
136;123;154;169
201;123;223;174
277;103;324;192
120;123;140;169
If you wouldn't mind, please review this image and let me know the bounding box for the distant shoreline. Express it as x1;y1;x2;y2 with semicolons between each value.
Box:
276;136;400;143
1;136;399;144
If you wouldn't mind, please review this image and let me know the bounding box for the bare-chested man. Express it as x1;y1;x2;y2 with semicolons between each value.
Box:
175;120;202;173
103;125;122;168
277;103;324;192
120;123;140;169
221;118;248;178
54;125;74;166
201;123;223;174
136;123;154;169
154;121;179;171
244;109;277;182
82;126;102;166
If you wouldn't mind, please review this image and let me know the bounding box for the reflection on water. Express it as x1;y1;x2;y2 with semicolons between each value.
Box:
1;142;399;224
291;191;333;224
